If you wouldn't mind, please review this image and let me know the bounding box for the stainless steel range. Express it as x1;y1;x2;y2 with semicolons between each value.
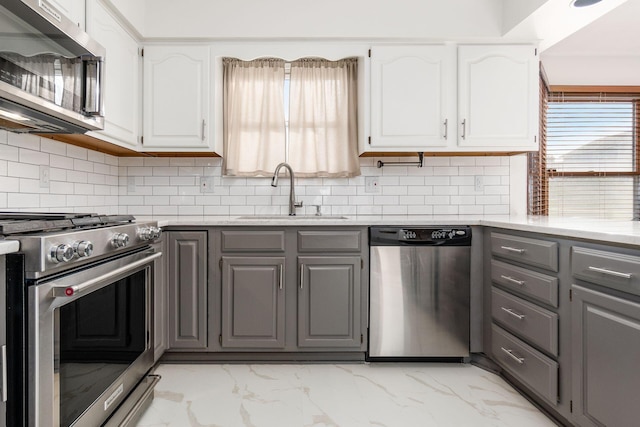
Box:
3;213;162;427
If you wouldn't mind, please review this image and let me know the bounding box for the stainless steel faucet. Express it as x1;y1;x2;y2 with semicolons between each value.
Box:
271;162;303;215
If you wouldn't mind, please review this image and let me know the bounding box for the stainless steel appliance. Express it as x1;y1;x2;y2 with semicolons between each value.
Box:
3;213;162;426
368;226;471;360
0;0;105;134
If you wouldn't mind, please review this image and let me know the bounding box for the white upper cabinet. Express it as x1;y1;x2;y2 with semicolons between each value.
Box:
370;45;456;151
48;0;85;29
142;45;213;151
457;45;539;151
86;0;141;149
367;44;539;154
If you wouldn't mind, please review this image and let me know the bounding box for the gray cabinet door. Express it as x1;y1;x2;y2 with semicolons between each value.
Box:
572;284;640;427
298;256;362;348
221;257;286;349
168;231;208;350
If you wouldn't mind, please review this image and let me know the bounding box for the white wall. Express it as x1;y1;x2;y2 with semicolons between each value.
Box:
139;0;503;39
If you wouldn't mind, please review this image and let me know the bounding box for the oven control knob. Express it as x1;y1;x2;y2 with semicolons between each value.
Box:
139;226;162;241
112;233;130;248
50;244;75;263
73;240;94;258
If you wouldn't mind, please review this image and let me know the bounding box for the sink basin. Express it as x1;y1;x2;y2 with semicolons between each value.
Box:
235;215;349;220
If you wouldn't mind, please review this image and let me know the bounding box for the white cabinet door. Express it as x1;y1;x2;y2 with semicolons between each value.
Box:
85;0;141;149
47;0;85;29
457;45;538;151
142;45;212;151
370;45;456;151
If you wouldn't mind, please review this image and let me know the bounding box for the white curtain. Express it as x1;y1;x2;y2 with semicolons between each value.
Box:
288;58;360;177
223;58;286;176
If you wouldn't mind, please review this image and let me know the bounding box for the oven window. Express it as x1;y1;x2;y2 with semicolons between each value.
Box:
58;270;146;427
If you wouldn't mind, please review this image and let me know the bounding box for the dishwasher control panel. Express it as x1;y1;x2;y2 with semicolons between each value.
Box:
370;226;472;246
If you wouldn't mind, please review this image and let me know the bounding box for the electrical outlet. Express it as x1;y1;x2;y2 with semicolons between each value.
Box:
474;175;484;192
127;176;136;193
200;176;215;193
365;176;380;193
39;165;50;188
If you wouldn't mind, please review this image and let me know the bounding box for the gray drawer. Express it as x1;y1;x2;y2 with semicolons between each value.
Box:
491;232;558;272
572;246;640;297
491;324;558;406
298;230;362;252
491;287;558;356
491;259;558;307
221;230;285;252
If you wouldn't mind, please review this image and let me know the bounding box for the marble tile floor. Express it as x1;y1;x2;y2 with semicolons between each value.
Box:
135;363;557;427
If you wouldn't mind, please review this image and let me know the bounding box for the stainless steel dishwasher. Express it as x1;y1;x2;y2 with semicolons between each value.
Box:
368;226;471;360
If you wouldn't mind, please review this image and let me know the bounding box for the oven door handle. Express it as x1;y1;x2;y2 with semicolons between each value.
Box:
50;251;162;298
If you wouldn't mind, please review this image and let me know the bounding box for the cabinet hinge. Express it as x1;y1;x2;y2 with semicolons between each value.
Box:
368;136;371;145
219;259;223;270
534;48;538;56
368;49;371;58
140;48;144;57
360;334;364;344
219;334;222;345
570;289;573;302
140;136;144;145
570;400;573;413
534;135;537;143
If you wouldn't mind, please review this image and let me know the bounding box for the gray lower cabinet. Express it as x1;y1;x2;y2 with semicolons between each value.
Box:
571;284;640;427
298;256;361;348
167;231;208;350
221;256;286;348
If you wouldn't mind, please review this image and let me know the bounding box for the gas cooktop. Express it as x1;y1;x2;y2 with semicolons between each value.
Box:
0;212;135;235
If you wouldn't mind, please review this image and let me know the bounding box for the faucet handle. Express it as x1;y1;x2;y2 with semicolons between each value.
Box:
294;200;303;208
311;204;322;216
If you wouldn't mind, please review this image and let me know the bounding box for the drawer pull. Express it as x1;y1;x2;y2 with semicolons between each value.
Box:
587;266;632;279
501;246;526;254
500;275;526;286
501;347;525;364
501;307;526;320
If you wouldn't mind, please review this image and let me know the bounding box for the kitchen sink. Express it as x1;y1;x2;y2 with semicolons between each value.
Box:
235;215;349;220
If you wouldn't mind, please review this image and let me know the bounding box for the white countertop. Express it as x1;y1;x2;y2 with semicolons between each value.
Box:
144;215;640;247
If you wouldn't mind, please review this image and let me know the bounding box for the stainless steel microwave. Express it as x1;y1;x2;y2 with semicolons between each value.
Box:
0;0;105;134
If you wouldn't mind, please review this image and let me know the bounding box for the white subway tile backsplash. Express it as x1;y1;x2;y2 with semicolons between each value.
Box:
8;162;39;179
66;145;88;161
0;135;513;217
19;148;49;165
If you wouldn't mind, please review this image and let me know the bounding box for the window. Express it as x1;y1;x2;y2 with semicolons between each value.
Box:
529;85;640;220
222;57;360;178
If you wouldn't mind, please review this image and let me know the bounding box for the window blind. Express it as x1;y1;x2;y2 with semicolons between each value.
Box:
529;88;640;220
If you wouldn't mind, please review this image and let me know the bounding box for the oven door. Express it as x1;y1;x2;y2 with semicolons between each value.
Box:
28;248;161;427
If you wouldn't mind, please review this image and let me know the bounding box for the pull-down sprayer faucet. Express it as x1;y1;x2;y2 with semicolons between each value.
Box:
271;162;303;215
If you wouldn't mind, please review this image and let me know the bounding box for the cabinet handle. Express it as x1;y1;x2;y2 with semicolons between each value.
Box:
443;119;448;140
201;120;206;141
279;264;284;290
1;345;6;402
501;347;525;364
500;246;526;254
587;266;632;279
501;307;526;320
461;119;466;139
300;264;304;289
500;275;526;286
